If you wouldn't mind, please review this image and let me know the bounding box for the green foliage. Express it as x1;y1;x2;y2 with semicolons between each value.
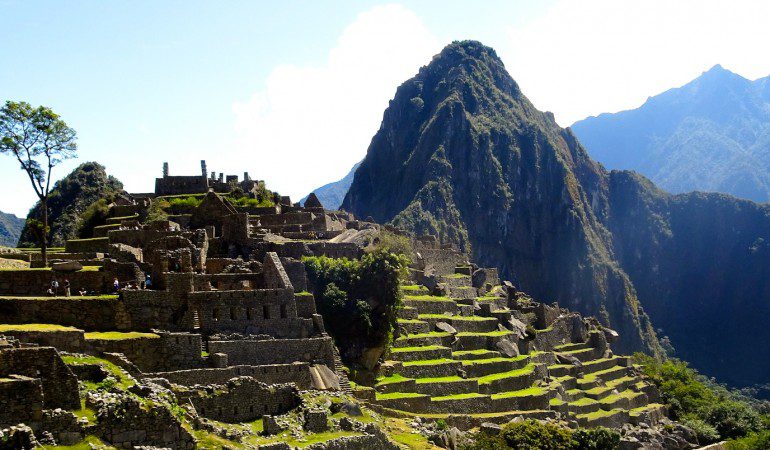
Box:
726;430;770;450
303;249;409;362
634;353;763;443
463;421;619;450
499;420;575;450
435;419;448;431
572;428;621;450
369;230;413;256
18;162;123;246
146;198;169;222
77;199;111;238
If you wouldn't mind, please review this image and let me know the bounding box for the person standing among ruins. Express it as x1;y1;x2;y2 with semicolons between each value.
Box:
144;274;152;290
51;279;59;296
63;279;70;297
113;277;120;292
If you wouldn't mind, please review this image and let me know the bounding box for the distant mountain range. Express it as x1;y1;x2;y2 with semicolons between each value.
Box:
302;162;360;210
0;211;24;247
572;64;770;202
342;41;770;389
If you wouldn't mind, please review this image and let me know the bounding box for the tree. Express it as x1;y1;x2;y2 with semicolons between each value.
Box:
0;101;77;265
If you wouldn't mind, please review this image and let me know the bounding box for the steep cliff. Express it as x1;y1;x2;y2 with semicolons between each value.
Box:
343;41;661;357
0;211;24;247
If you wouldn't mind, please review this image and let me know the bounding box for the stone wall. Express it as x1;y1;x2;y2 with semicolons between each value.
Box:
0;347;80;410
0;269;107;295
154;175;208;196
187;377;300;423
64;237;110;253
280;257;308;292
0;297;125;331
0;376;43;428
146;362;312;388
86;332;203;372
208;336;336;368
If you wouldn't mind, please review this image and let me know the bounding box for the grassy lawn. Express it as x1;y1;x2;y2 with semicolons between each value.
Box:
490;387;546;399
391;345;447;353
376;392;427;400
476;364;535;384
404;294;453;302
414;375;466;384
85;331;160;340
376;373;413;385
402;358;456;367
432;392;486;401
0;323;80;332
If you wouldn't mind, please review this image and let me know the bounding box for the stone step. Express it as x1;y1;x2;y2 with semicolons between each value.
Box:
581;356;628;375
597;390;648;412
562;347;602;363
447;286;477;300
397;307;419;320
463;356;530;378
554;341;591;352
399;359;462;379
418;315;499;333
427;393;490;414
400;285;430;295
452;331;514;351
567;397;602;415
397;319;430;335
477;364;538;395
452;349;502;361
412;377;479;397
393;332;451;348
576;408;630;429
489;387;551;413
390;346;453;362
548;364;578;378
374;392;429;412
403;296;459;315
375;377;416;394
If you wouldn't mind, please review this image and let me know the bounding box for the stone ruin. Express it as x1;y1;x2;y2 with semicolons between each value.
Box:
0;163;686;449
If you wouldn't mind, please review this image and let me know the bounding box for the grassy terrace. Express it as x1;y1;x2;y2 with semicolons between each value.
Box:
85;331;160;340
402;358;455;367
0;295;118;300
577;408;625;421
391;345;448;353
0;323;80;332
0;265;102;272
397;332;451;340
418;314;491;321
400;285;427;292
445;273;470;279
432;392;485;401
490;387;545;399
456;330;513;337
404;295;453;302
375;392;426;400
476;364;535;384
462;356;527;366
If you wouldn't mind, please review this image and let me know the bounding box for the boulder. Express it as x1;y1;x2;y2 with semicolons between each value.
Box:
603;327;620;343
51;261;83;272
436;322;457;334
496;339;520;358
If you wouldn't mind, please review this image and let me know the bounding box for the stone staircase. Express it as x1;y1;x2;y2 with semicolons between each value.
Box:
333;346;353;394
370;269;664;427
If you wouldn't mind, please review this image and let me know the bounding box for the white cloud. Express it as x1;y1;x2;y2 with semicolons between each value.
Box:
232;4;440;201
500;0;770;125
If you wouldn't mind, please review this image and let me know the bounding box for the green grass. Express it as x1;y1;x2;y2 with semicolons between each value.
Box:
402;358;456;367
415;375;465;384
570;397;598;406
462;355;528;366
476;364;535;384
404;294;453;302
0;323;80;332
490;387;546;399
629;403;665;415
452;349;499;356
400;285;426;291
67;237;108;242
61;354;135;390
418;314;492;321
0;294;119;300
446;273;470;279
432;392;486;401
397;319;426;324
549;398;565;406
397;332;451;340
376;373;412;385
376;392;426;400
391;345;447;353
577;408;625;421
84;331;160;340
455;330;513;337
580;366;627;381
41;435;115;450
476;296;502;302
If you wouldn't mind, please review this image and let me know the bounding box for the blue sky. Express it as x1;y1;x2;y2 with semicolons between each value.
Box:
2;0;770;216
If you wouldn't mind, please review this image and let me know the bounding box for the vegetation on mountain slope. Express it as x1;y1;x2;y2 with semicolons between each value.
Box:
0;210;24;246
19;162;124;247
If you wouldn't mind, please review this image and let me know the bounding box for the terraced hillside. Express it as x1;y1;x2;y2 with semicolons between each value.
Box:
371;270;666;429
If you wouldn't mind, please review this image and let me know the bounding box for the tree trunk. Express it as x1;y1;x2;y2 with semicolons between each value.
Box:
41;197;48;267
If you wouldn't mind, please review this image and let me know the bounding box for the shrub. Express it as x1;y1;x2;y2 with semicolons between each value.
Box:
77;198;111;238
726;430;770;450
704;402;761;440
500;420;574;450
572;427;620;450
681;416;719;444
303;249;409;362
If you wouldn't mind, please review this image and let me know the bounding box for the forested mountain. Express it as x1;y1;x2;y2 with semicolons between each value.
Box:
0;211;24;247
18;162;125;247
572;65;770;202
343;41;770;388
